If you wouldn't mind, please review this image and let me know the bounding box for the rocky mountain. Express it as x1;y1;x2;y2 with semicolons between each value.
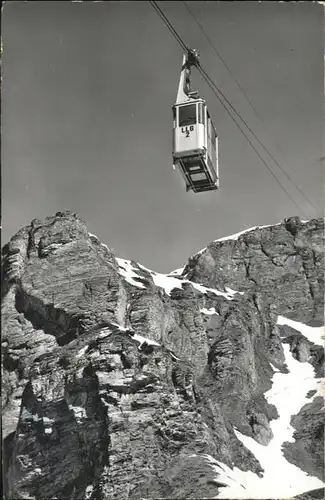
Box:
2;211;324;500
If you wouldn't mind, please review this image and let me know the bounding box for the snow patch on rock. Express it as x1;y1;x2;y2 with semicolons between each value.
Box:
277;316;324;347
200;307;219;316
201;317;325;498
116;258;146;289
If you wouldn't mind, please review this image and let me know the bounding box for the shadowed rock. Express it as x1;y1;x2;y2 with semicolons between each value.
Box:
2;213;324;499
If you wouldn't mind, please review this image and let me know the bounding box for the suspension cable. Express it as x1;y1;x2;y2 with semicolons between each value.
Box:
182;5;318;215
149;1;188;52
182;1;263;123
185;1;318;215
149;0;311;217
196;66;308;217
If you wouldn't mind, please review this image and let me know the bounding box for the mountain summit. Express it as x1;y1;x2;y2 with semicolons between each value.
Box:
2;211;324;499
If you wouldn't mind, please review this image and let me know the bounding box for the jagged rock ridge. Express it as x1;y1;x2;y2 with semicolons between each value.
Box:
2;211;324;499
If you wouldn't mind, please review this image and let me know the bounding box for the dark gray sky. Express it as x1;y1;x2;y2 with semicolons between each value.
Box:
2;1;323;272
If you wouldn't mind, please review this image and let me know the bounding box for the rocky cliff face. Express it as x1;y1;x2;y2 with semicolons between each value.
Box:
2;211;324;500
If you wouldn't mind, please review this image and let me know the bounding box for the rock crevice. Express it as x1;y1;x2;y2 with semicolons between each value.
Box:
2;213;324;499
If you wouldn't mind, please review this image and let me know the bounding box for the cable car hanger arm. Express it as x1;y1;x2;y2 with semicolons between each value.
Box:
176;48;201;104
150;0;313;215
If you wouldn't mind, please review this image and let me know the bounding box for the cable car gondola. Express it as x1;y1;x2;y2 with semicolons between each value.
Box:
172;49;219;193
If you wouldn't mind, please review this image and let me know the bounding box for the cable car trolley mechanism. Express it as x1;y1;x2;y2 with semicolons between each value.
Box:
172;49;219;193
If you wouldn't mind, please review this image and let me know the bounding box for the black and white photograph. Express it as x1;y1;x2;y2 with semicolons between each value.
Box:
2;2;324;499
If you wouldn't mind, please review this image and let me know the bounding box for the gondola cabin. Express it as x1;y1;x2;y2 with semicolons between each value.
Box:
172;51;219;193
